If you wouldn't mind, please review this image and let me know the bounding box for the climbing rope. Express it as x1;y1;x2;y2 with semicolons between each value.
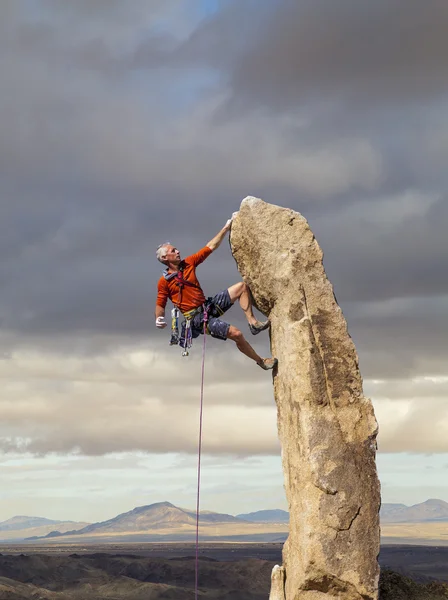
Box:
195;306;208;599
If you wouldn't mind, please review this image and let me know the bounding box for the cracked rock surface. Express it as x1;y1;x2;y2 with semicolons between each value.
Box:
230;198;381;600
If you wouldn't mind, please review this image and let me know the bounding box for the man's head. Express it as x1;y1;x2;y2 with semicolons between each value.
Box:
156;243;181;266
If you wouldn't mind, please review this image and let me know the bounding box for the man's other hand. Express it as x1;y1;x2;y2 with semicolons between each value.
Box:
156;316;167;328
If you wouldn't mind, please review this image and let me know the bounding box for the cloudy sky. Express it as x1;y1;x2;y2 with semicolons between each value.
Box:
0;0;447;523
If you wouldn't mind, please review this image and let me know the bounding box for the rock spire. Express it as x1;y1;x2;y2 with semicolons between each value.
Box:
230;197;381;600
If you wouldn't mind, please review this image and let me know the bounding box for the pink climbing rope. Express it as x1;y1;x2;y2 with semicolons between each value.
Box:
195;307;208;599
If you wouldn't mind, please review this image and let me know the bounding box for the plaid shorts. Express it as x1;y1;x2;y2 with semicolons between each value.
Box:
180;290;233;345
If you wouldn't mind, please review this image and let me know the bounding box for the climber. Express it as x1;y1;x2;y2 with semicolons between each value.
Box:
154;213;278;370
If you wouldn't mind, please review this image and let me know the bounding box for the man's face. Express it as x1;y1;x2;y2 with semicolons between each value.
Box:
163;244;181;264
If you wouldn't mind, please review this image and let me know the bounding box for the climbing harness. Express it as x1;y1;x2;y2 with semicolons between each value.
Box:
162;264;202;294
163;265;207;356
195;304;207;599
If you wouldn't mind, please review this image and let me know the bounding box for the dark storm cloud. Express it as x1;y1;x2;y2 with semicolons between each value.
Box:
312;192;448;303
178;0;448;198
182;0;448;110
349;305;448;379
0;0;240;337
0;0;446;422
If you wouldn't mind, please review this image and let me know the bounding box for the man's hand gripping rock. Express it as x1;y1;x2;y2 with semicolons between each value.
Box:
225;211;239;231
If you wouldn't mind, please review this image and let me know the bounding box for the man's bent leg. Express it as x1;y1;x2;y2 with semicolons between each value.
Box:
227;282;257;325
227;282;270;335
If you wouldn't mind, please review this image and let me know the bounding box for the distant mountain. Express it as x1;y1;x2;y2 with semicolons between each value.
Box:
0;516;90;542
238;500;448;524
8;498;448;545
236;510;289;523
380;499;448;523
37;501;244;539
0;516;63;532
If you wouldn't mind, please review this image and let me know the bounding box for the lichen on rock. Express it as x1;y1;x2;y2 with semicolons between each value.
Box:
230;197;381;600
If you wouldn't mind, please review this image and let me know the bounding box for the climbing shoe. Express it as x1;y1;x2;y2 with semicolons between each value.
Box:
249;320;270;335
257;358;278;371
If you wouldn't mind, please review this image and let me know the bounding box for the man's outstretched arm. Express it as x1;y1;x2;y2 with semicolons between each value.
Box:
206;212;238;251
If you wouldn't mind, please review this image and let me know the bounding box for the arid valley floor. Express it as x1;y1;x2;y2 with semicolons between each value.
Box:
0;543;447;599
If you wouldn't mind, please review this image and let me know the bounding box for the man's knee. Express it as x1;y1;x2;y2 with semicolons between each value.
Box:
227;325;243;341
228;281;248;302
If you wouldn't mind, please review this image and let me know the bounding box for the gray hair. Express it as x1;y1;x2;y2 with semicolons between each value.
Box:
156;242;171;265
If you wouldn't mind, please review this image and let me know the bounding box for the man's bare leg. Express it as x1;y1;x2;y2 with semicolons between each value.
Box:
227;282;270;335
227;325;277;370
227;325;261;361
227;282;257;325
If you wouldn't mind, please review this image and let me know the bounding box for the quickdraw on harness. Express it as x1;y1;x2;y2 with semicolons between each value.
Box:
162;266;207;357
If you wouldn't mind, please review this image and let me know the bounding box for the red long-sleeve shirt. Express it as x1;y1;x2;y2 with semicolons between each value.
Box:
156;246;212;313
